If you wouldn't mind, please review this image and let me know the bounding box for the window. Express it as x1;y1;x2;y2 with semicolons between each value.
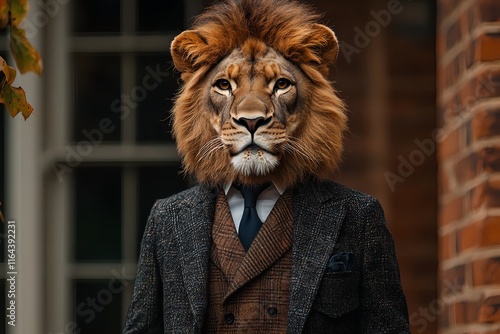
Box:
43;1;202;332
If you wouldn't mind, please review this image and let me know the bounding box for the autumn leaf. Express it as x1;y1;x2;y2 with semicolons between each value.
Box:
0;0;8;28
0;56;17;84
0;56;33;119
0;0;28;28
0;82;33;119
10;25;42;75
9;0;29;27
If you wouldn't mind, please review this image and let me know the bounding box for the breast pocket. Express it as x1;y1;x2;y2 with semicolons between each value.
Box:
312;271;360;318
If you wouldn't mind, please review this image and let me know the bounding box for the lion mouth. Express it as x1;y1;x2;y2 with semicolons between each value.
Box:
231;143;274;156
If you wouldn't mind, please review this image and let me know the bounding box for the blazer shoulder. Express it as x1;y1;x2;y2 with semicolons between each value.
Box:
307;180;385;221
310;180;379;206
148;184;217;221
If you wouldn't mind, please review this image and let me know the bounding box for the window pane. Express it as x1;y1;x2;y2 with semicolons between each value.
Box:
135;53;179;143
71;0;121;34
136;0;185;33
73;279;124;334
73;53;122;142
137;165;189;254
75;168;122;262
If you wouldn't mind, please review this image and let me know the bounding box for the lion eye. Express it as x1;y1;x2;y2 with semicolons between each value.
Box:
215;79;232;91
274;78;291;91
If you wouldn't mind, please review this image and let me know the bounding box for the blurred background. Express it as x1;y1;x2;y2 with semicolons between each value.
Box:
0;0;486;333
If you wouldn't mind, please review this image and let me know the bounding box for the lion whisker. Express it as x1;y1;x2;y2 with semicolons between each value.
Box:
197;137;225;162
284;137;319;164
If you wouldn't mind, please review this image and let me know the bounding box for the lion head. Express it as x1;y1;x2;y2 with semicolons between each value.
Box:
170;0;347;188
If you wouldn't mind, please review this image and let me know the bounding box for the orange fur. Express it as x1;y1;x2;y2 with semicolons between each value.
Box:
170;0;347;187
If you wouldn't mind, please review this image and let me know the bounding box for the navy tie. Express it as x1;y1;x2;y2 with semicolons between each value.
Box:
235;183;269;251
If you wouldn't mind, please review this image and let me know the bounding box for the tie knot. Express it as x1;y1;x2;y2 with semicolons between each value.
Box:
235;183;269;208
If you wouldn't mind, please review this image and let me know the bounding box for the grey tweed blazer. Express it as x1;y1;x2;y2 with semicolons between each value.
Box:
123;179;410;333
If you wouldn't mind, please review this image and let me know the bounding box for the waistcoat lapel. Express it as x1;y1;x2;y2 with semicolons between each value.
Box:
288;181;347;334
172;185;217;330
211;192;246;283
225;190;293;301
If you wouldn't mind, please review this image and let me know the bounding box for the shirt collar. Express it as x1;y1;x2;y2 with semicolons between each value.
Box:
223;182;286;195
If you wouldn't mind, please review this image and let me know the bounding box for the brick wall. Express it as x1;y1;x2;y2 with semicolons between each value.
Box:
438;0;500;332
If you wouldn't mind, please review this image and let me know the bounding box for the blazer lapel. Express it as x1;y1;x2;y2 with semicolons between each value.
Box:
225;191;293;301
288;181;347;334
172;185;217;329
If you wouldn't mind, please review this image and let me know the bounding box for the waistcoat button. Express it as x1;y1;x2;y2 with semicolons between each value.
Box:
268;307;278;317
224;313;235;324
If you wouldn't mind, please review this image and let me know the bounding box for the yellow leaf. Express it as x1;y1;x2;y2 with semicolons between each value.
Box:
0;80;33;119
0;0;8;28
10;25;43;75
9;0;29;27
0;56;17;84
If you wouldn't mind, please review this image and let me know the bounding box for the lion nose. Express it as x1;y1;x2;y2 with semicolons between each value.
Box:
233;116;271;134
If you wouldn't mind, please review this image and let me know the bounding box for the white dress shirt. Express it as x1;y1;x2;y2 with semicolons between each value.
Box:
223;183;285;233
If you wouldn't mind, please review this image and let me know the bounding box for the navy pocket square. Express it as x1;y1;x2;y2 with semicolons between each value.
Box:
326;252;356;273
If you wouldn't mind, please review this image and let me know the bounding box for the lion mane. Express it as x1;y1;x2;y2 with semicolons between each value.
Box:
170;0;347;188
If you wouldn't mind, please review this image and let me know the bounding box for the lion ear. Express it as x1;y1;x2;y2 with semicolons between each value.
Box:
302;23;339;77
171;30;216;74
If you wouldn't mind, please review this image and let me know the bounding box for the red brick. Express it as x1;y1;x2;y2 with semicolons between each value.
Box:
481;216;500;246
440;231;457;260
479;295;500;323
478;34;500;62
441;68;500;117
438;127;462;160
472;69;500;102
439;167;451;198
480;146;500;174
445;55;462;89
472;107;500;141
472;257;500;286
450;300;481;325
471;180;500;211
457;221;479;252
438;64;447;94
477;0;500;23
452;301;467;324
455;151;478;184
458;217;500;251
440;196;463;226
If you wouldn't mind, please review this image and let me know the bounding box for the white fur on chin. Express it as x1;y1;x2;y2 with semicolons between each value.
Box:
231;150;279;176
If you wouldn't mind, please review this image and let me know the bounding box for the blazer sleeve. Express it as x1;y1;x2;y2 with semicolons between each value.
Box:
359;198;411;333
123;201;164;334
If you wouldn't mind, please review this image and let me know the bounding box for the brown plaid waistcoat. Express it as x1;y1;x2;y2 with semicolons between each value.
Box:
204;190;293;333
